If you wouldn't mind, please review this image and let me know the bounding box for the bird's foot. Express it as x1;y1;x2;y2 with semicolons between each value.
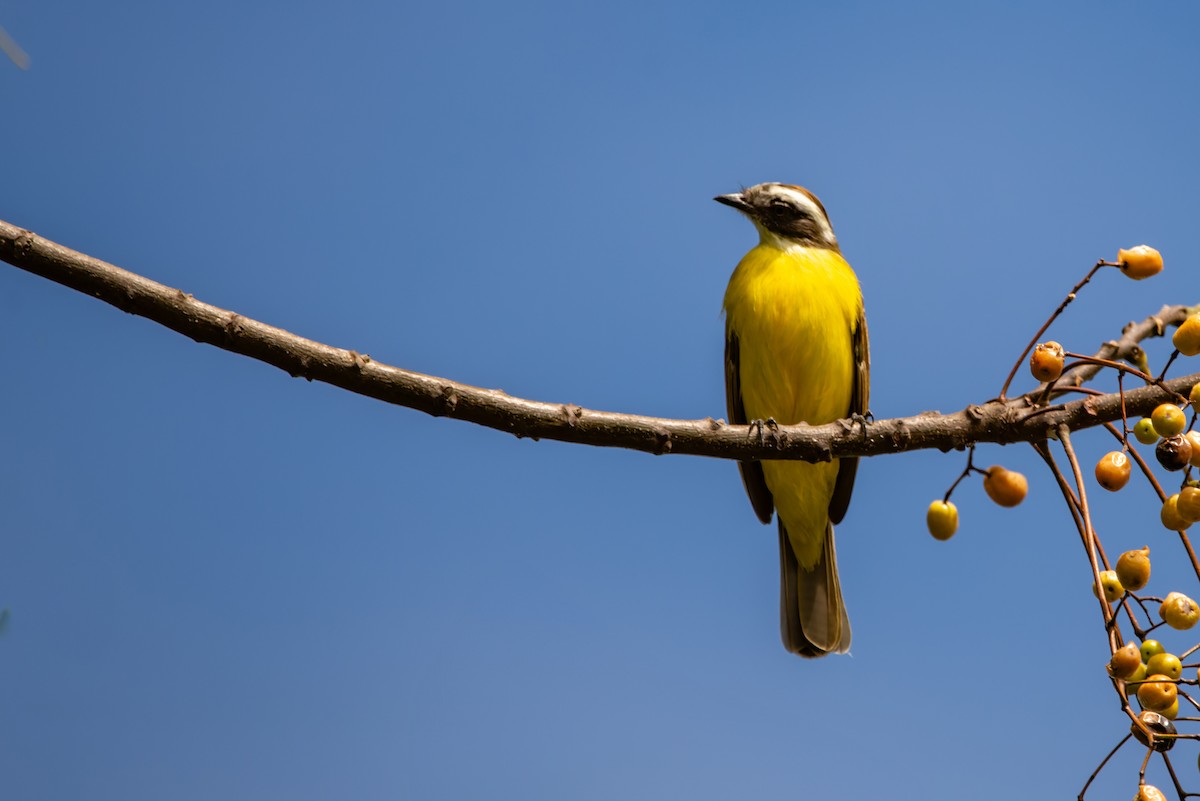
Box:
748;417;785;448
841;411;872;438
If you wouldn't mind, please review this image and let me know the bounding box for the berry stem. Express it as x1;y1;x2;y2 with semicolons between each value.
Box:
998;260;1106;401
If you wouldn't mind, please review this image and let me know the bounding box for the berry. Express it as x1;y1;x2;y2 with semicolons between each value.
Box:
983;466;1027;507
1161;494;1191;531
1161;698;1180;721
1160;592;1200;630
1187;431;1200;467
1178;487;1200;522
1117;245;1164;280
1155;435;1192;471
1137;784;1169;801
1132;710;1176;751
1109;642;1143;679
1146;652;1183;681
925;500;958;541
1174;315;1200;356
1029;341;1065;382
1140;640;1166;662
1136;674;1178;712
1151;404;1186;437
1095;451;1132;491
1115;547;1151;591
1191;382;1200;407
1133;418;1160;445
1093;570;1124;602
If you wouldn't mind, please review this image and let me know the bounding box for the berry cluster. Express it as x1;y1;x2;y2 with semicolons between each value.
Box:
918;245;1200;799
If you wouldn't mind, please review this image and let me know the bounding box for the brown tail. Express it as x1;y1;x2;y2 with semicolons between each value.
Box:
779;520;851;657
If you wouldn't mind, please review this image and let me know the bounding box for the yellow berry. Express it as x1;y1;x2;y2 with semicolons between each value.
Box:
1173;315;1200;356
1118;245;1164;280
1141;640;1166;662
1178;487;1200;522
1109;642;1143;679
1161;494;1191;531
1115;547;1151;591
1151;404;1186;437
1029;341;1065;382
1160;591;1200;630
1093;570;1125;602
1133;418;1160;445
1095;451;1132;491
983;466;1027;507
1146;652;1183;681
1191;382;1200;407
1137;674;1178;712
925;500;958;541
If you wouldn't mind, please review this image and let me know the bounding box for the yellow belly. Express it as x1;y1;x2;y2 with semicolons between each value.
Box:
723;243;862;567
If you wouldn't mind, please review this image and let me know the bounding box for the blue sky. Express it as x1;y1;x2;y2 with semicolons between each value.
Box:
2;2;1200;799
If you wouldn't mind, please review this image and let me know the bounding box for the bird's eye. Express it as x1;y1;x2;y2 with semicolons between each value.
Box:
769;199;806;220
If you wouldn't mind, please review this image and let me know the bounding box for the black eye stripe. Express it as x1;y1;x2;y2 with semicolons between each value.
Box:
768;200;810;219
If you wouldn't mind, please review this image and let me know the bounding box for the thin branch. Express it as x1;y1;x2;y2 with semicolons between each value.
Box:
999;260;1106;400
1058;425;1117;650
0;219;1194;462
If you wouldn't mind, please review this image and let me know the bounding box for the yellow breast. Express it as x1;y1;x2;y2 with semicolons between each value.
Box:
722;243;862;427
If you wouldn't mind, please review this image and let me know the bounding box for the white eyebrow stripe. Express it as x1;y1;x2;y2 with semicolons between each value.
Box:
757;184;837;246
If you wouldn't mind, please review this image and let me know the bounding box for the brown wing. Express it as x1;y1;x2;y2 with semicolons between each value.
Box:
725;327;774;524
828;309;869;525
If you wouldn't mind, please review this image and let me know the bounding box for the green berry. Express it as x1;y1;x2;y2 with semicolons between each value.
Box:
1133;418;1160;445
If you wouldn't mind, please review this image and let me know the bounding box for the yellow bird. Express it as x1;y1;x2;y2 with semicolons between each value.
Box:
716;183;869;657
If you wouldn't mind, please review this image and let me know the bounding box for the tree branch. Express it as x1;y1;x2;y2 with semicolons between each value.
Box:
0;218;1194;462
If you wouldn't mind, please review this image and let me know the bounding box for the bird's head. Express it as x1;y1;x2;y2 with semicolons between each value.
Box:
714;183;839;251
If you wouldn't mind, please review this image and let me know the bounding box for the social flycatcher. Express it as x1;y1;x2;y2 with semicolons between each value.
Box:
716;183;869;657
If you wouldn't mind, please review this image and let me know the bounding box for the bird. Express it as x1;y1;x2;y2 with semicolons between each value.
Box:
716;182;869;657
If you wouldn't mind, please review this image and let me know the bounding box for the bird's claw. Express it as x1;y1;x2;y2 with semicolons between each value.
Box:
748;417;784;448
848;411;872;438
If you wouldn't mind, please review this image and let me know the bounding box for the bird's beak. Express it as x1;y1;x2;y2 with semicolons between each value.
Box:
714;192;752;214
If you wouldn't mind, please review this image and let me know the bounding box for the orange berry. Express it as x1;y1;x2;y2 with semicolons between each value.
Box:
1137;784;1169;801
1115;547;1151;591
1178;487;1200;522
1161;698;1180;721
983;466;1027;507
1117;245;1163;279
1161;494;1191;531
1137;674;1178;712
1095;451;1131;491
1029;341;1065;382
1109;642;1143;679
1187;431;1200;467
1173;315;1200;356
